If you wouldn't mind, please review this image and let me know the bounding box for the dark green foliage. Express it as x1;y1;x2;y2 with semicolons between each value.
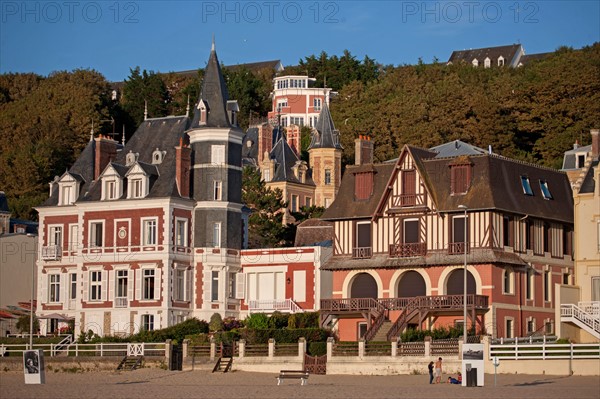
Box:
399;325;472;342
267;311;289;329
308;341;327;356
209;313;224;332
239;328;330;344
244;313;270;330
223;317;244;331
16;315;39;334
288;312;320;329
222;66;272;130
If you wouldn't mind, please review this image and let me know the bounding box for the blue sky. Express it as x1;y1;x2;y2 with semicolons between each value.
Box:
1;1;599;82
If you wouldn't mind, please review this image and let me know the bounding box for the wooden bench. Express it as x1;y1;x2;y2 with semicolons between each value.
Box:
276;370;309;385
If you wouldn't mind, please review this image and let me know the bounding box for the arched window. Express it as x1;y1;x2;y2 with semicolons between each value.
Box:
447;269;476;295
397;271;426;297
350;273;378;298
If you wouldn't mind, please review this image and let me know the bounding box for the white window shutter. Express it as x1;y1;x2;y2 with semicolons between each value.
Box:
154;267;161;301
128;270;134;300
135;269;141;300
83;271;89;302
186;269;193;302
203;271;211;304
41;275;48;304
101;270;108;301
235;272;245;300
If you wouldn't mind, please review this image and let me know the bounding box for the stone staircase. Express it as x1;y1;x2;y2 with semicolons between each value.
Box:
370;321;393;342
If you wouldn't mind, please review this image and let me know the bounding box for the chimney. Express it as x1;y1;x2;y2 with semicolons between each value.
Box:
286;125;301;156
573;140;579;150
257;123;274;164
591;129;599;159
94;135;119;180
355;135;374;165
175;138;192;198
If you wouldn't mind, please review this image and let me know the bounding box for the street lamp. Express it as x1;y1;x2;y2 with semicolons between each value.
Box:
458;205;468;344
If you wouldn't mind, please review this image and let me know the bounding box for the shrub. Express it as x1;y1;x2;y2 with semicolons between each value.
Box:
239;328;330;344
268;311;289;329
308;341;327;356
223;317;243;331
288;312;319;329
209;313;224;332
244;313;269;329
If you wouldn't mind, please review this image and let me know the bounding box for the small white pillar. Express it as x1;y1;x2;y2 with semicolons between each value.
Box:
268;338;275;358
238;340;245;358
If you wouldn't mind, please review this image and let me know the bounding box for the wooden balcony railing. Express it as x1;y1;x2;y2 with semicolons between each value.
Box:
321;298;385;313
321;295;489;314
352;247;372;259
448;242;469;255
389;242;427;258
391;194;425;208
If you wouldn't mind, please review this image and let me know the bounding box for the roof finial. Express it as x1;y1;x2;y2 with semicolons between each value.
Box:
211;34;215;52
122;125;126;145
90;120;95;141
144;100;148;121
186;94;190;117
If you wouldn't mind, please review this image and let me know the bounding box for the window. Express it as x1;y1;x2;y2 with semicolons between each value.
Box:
592;276;600;301
116;270;128;298
49;225;62;248
505;318;513;339
212;223;221;248
213;181;222;200
211;145;225;165
452;215;468;253
291;195;298;212
526;268;534;300
498;57;505;67
544;270;551;302
263;169;271;182
543;223;550;253
358;322;368;339
142;219;157;246
305;197;312;207
59;184;75;205
69;224;78;252
90;271;102;301
290;116;304;126
69;273;77;300
49;274;60;303
175;219;187;247
355;172;374;201
141;314;154;331
472;58;479;67
527;319;535;334
105;180;117;200
131;178;143;198
211;271;219;301
520;176;533;195
313;98;322;111
525;219;532;250
484;57;491;68
228;272;236;299
503;269;513;294
175;269;186;301
354;222;372;259
577;154;586;168
450;165;470;195
90;222;103;247
143;269;155;300
545;320;554;334
403;219;419;244
563;273;569;285
324;169;332;185
539;180;553;200
502;216;512;247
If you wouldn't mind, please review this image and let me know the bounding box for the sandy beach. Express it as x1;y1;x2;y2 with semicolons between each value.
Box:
1;369;599;399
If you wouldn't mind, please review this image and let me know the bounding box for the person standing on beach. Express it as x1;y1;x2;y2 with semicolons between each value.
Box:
428;361;434;384
434;357;443;384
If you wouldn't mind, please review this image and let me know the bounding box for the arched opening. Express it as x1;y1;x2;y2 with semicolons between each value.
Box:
397;271;426;297
447;269;476;295
350;273;378;298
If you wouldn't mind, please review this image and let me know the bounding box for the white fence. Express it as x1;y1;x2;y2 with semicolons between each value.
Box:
0;342;166;358
489;341;600;360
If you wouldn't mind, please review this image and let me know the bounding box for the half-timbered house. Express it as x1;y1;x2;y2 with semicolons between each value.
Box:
320;138;574;341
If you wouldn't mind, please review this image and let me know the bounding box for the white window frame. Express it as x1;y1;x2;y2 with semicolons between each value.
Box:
69;273;77;300
503;269;514;295
130;178;144;199
526;318;536;334
313;97;322;111
141;218;158;246
228;272;236;299
498;56;505;66
141;314;154;331
175;268;187;301
89;270;102;301
214;181;222;201
505;317;514;339
211;145;225;165
472;58;479;67
213;222;221;248
263;169;271;182
142;269;156;300
211;270;219;302
324;169;332;185
49;274;61;303
291;194;298;212
48;225;63;248
175;218;188;247
68;223;78;252
484;57;491;68
89;221;104;248
115;269;128;300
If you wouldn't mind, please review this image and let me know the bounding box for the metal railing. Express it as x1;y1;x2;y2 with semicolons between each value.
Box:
248;299;304;313
389;242;427;258
448;242;469;255
352;247;372;259
115;297;128;308
561;303;600;337
490;341;600;360
41;245;62;260
0;342;166;357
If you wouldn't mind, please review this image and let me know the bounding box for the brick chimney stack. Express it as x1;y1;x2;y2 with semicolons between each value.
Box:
355;135;374;165
591;129;599;159
175;137;192;198
94;135;119;180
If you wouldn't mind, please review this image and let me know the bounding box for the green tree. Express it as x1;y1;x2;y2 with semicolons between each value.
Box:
242;166;292;248
209;313;224;332
120;67;168;130
16;314;39;334
222;66;272;130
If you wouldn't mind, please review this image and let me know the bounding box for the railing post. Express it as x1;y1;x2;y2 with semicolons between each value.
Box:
458;336;464;360
238;339;245;358
298;337;306;358
210;337;216;360
424;336;431;358
358;339;365;358
182;339;189;359
50;343;54;357
326;337;334;361
391;339;397;357
165;339;172;365
268;338;275;358
75;342;78;357
100;342;103;357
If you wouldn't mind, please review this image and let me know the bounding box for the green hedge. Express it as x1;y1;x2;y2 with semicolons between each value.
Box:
239;328;330;344
0;336;64;345
308;341;327;356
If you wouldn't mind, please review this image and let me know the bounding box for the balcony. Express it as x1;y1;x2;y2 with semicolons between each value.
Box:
352;247;372;259
42;245;62;261
391;194;425;208
448;242;469;255
389;243;427;258
115;297;128;308
248;299;303;314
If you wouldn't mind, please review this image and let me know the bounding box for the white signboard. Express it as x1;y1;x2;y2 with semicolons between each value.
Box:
23;350;45;384
462;343;484;387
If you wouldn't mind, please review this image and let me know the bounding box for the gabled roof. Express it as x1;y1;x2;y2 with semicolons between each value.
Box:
190;45;232;128
448;44;523;66
269;133;315;186
308;102;343;150
429;140;489;158
58;170;85;183
294;219;334;247
126;161;159;177
99;162;129;178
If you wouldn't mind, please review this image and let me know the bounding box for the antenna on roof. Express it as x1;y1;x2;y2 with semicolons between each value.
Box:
211;34;215;52
144;100;148;121
186;95;190;117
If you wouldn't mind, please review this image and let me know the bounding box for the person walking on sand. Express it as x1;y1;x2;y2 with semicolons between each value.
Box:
428;361;434;384
434;357;443;384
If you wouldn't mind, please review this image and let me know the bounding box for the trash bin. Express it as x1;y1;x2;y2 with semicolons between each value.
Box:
466;367;477;387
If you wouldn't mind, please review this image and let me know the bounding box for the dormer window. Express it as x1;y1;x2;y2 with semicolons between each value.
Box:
99;164;124;200
472;58;479;67
198;99;208;126
521;176;534;196
484;57;491;68
539;180;553;200
57;172;80;206
152;148;166;164
227;100;239;126
498;56;505;67
450;164;471;195
263;169;271;182
355;172;374;200
131;178;143;198
126;151;138;166
126;163;150;199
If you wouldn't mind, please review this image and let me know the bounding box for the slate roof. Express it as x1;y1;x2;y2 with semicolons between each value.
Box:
578;160;598;194
561;144;591;170
448;44;523;66
519;52;552;65
242;127;259;166
269;133;315;186
430;140;489;158
191;46;232;129
294;218;334;247
308;102;343;150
